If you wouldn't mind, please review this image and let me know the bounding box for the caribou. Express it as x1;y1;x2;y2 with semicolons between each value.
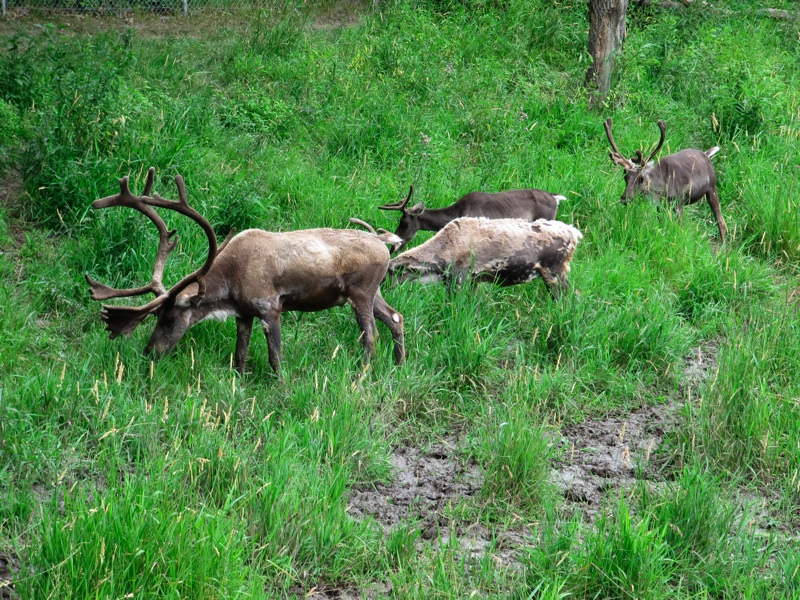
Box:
386;217;583;298
86;169;405;379
377;186;567;252
604;117;727;243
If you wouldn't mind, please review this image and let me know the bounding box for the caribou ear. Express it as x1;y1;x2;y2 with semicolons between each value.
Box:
406;203;425;216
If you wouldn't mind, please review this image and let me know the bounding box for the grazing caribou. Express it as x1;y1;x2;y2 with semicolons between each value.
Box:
386;217;582;298
378;186;566;251
604;118;727;243
86;169;405;379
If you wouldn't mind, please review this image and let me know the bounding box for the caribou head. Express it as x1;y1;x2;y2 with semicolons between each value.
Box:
604;118;667;205
85;168;234;354
377;186;422;251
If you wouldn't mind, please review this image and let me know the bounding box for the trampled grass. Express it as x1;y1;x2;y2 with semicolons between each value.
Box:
1;0;799;597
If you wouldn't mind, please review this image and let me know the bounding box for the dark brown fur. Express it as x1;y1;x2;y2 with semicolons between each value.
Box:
379;187;565;251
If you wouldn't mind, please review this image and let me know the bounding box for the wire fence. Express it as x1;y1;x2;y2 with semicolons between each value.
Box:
1;0;266;17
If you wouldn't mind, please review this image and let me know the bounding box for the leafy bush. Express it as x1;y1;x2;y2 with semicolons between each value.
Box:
21;29;136;226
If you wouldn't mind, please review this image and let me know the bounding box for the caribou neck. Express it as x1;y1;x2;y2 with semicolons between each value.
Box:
418;206;463;232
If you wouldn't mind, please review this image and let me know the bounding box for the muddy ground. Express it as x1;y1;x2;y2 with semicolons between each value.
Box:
323;344;724;598
326;402;683;599
347;441;482;539
345;399;682;546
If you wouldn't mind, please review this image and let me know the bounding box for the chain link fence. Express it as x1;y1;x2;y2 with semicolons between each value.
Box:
2;0;266;17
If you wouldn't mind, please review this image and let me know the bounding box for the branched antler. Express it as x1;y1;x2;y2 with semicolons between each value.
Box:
605;118;666;168
85;168;221;338
604;118;635;169
378;186;414;211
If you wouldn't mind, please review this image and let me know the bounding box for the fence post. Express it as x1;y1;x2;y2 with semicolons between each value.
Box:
182;0;187;16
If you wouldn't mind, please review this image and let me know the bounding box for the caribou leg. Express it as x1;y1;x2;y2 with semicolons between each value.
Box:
706;188;727;243
261;309;283;379
235;316;254;375
537;267;563;301
350;294;376;367
373;291;405;365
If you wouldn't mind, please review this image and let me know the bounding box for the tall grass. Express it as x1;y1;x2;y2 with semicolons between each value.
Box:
685;303;800;504
18;471;263;599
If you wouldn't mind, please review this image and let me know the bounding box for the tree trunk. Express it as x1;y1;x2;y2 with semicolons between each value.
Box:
585;0;629;107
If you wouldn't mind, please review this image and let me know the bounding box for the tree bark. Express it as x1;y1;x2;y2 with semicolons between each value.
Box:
585;0;629;108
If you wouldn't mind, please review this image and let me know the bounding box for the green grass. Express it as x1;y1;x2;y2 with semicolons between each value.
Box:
2;0;800;597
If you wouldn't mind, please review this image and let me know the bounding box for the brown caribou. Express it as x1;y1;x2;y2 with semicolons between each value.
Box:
604;117;727;243
86;168;405;379
378;186;566;252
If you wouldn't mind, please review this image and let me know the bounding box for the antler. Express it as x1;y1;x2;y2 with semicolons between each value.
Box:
603;118;635;169
641;120;666;165
85;168;220;338
85;169;176;301
348;217;397;237
349;217;404;252
349;217;378;234
378;186;414;211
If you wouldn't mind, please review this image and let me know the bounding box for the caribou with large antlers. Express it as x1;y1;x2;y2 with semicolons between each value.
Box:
377;186;566;252
86;168;405;379
604;118;727;243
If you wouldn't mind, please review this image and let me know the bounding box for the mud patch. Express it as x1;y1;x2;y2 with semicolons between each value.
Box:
682;339;719;388
347;441;482;538
552;341;721;519
341;340;724;598
346;441;531;577
0;553;20;600
320;443;481;600
552;401;680;519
